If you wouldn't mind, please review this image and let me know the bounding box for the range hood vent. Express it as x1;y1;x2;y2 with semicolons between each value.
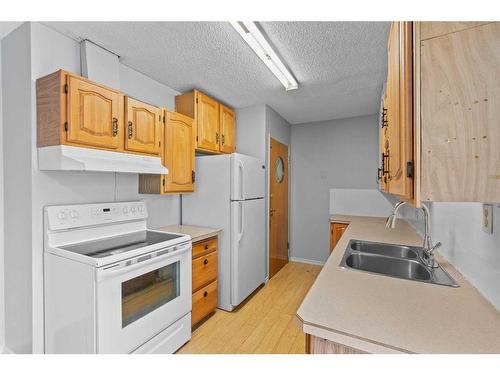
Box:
38;145;168;175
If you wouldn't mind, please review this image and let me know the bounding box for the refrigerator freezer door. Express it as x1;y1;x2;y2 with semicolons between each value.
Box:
231;153;265;200
230;199;266;307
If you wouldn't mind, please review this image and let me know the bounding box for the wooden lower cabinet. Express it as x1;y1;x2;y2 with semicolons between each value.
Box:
191;236;218;327
330;222;349;253
306;334;366;354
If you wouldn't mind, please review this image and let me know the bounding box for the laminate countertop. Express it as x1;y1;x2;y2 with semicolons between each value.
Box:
297;215;500;353
157;225;222;243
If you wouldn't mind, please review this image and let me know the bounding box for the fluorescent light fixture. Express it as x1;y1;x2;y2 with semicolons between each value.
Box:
230;21;298;91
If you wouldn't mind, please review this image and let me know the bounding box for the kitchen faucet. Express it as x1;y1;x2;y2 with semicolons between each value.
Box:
385;201;441;268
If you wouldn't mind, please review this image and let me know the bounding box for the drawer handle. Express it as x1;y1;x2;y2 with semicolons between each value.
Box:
203;259;208;265
203;291;208;297
204;244;209;250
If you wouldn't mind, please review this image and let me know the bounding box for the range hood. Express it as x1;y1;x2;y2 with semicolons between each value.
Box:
38;145;168;174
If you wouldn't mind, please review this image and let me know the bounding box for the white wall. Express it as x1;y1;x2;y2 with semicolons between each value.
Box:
290;115;379;263
1;22;183;353
394;200;500;310
0;39;4;353
2;22;33;354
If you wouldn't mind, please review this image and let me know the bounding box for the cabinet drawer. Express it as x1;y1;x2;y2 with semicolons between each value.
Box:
192;280;217;326
192;236;218;259
192;251;218;291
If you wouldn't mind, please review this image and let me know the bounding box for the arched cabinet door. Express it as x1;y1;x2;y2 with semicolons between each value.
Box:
67;75;122;150
124;96;162;155
164;111;195;193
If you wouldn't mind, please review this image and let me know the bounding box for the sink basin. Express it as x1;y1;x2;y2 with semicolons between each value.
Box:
349;240;418;259
345;253;431;281
339;239;459;287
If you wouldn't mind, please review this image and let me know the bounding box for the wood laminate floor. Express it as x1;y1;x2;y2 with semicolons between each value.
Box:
177;261;322;354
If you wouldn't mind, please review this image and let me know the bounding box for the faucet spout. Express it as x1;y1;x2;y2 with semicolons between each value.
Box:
386;201;441;268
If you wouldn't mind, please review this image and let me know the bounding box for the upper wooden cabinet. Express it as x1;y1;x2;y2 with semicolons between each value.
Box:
196;92;220;153
37;70;125;151
125;97;162;156
419;22;500;202
175;89;236;154
379;22;414;200
420;21;492;41
164;111;195;193
37;70;163;159
139;110;195;194
381;22;500;204
219;104;236;153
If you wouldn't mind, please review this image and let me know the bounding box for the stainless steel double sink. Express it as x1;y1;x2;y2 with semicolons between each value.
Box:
339;240;459;287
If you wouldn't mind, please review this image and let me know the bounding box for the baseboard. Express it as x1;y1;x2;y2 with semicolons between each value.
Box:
1;345;13;354
289;257;325;266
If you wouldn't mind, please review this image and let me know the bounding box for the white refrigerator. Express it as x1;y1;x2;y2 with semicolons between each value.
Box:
182;153;266;311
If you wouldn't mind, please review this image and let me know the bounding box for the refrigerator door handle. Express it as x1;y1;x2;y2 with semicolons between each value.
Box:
238;201;245;242
238;159;245;200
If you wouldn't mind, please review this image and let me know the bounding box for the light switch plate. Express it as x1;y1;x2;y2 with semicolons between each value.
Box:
482;204;493;234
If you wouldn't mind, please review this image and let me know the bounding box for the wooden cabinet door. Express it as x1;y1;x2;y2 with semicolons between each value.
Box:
125;97;162;155
219;104;236;153
164;111;195;193
420;22;500;202
67;75;122;150
385;22;413;200
196;92;220;152
330;223;348;254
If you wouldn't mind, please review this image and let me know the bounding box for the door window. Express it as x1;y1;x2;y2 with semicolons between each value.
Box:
275;157;285;183
121;262;180;327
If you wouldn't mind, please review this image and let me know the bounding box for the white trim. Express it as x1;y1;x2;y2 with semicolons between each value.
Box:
289;257;325;266
1;345;14;354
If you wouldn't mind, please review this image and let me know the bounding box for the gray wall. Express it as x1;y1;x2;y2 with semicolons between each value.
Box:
1;22;184;353
290;115;379;263
234;104;292;279
235;104;266;160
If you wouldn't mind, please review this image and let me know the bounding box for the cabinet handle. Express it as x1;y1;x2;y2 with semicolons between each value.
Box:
216;132;219;144
221;134;225;145
381;108;388;128
203;291;208;297
127;121;133;139
112;118;118;136
204;244;209;250
203;259;208;265
381;152;390;175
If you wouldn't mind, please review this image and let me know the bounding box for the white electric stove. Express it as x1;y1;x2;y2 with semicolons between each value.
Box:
43;201;192;354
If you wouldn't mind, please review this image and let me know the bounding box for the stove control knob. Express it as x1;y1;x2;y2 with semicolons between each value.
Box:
70;210;79;219
58;211;67;220
138;205;143;213
131;206;136;213
123;207;129;214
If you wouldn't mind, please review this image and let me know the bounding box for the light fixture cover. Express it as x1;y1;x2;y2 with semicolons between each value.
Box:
230;21;298;91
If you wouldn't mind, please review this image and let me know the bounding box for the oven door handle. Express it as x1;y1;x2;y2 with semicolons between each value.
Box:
97;243;191;279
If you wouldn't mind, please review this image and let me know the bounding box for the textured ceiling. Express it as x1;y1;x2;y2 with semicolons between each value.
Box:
45;21;390;124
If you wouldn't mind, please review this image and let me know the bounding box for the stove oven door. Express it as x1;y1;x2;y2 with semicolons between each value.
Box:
96;242;191;353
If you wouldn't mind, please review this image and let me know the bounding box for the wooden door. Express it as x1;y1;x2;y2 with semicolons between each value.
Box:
164;111;195;193
385;22;413;199
67;75;122;150
196;92;220;152
330;223;348;254
269;138;289;278
219;104;236;153
380;95;389;191
125;97;162;155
